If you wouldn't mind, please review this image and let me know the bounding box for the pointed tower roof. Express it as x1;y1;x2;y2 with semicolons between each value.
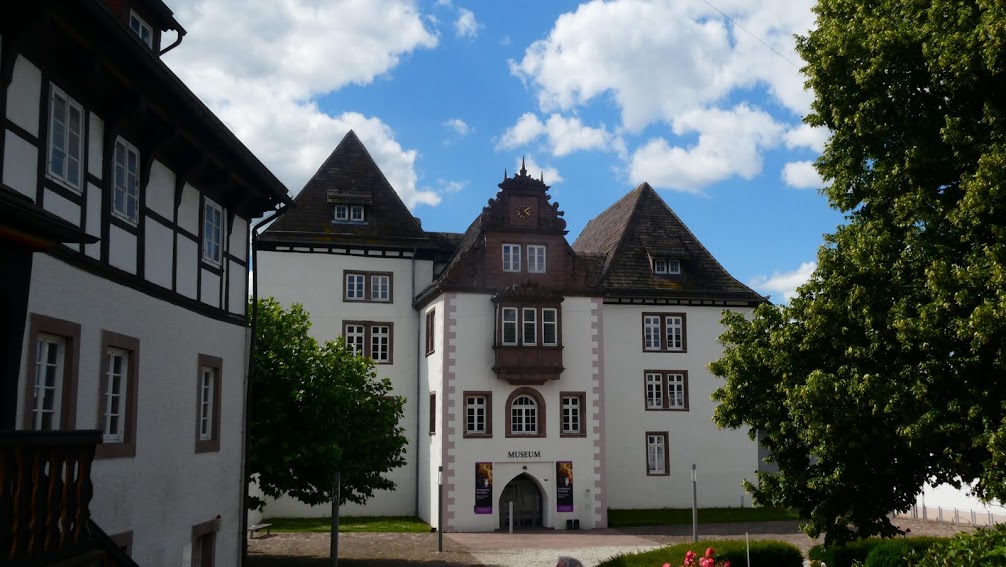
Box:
573;183;766;305
260;130;428;248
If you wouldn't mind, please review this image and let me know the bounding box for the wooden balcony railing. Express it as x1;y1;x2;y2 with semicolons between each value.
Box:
0;430;102;565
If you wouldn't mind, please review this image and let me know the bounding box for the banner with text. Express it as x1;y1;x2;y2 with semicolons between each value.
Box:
556;461;573;512
475;462;493;514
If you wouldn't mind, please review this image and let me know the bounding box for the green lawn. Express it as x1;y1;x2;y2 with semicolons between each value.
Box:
266;516;431;533
607;507;798;527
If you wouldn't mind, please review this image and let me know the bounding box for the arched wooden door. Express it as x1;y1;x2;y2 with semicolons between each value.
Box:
499;473;543;529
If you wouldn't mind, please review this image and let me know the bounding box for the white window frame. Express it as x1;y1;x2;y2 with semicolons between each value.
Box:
334;204;349;220
370;274;390;302
129;11;153;48
647;433;668;475
501;307;518;346
47;86;83;191
466;394;487;435
345;273;365;300
502;243;521;272
198;366;216;442
668;373;686;408
344;324;365;356
112;138;140;224
32;335;65;431
521;307;537;346
350;205;365;221
103;348;129;443
541;308;558;346
561;395;580;435
645;372;663;409
370;325;391;362
667;260;682;274
510;395;537;435
527;245;546;273
643;315;662;350
202;198;224;265
665;316;684;351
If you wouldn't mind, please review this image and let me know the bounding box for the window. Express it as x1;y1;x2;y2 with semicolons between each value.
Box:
464;392;492;437
429;392;437;435
501;307;518;345
334;204;365;221
112;138;140;223
542;308;558;346
502;243;521;272
498;305;561;347
505;387;546;437
642;313;687;352
96;331;140;459
343;271;393;303
645;371;689;411
653;259;682;274
47;86;83;191
191;520;218;567
24;315;80;431
202;198;224;265
560;392;585;437
195;354;222;453
527;245;546;273
646;432;669;475
521;308;537;345
129;11;153;48
425;310;436;356
342;321;394;363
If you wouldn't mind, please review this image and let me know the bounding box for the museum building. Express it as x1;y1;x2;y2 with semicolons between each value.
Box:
256;131;766;531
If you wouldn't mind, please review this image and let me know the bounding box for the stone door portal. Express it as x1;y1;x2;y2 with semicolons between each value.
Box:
499;473;543;529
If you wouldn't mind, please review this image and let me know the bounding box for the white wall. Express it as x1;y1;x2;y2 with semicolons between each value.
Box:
21;255;248;567
257;250;432;518
601;304;758;509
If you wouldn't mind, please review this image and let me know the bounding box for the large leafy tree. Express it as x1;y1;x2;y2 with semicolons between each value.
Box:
711;0;1006;544
249;298;407;509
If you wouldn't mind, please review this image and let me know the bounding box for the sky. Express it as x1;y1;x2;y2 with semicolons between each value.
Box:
162;0;846;303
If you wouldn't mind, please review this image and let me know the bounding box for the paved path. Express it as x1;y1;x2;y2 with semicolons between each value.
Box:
448;529;664;567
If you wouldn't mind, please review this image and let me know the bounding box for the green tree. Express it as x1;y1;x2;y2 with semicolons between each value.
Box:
249;298;407;509
711;0;1006;544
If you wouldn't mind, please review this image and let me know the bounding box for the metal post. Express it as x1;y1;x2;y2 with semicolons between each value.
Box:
437;466;443;552
331;472;340;567
691;464;698;543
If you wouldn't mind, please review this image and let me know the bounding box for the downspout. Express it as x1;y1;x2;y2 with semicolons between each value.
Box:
159;28;186;56
240;203;290;567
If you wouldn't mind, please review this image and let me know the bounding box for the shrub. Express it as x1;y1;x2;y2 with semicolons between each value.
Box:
913;524;1006;567
597;539;803;567
809;539;884;567
864;537;948;567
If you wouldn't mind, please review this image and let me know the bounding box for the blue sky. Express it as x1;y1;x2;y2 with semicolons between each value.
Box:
163;0;845;302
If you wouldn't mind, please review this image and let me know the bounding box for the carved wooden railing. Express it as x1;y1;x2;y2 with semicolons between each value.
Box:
0;430;101;565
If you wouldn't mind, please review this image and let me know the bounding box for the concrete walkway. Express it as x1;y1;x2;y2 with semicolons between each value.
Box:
447;529;664;567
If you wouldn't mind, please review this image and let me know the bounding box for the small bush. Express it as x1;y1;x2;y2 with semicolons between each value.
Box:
597;539;803;567
809;539;884;567
913;524;1006;567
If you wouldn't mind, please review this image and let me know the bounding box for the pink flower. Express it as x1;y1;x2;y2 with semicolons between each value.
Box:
723;562;731;567
699;558;713;567
705;548;716;558
684;550;697;566
662;564;670;567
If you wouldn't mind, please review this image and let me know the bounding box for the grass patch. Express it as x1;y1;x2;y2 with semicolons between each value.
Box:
267;516;431;533
607;507;799;527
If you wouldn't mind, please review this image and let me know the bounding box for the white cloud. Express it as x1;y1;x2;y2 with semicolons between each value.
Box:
517;156;563;185
438;179;467;193
628;105;784;191
163;0;439;209
455;8;481;38
750;261;816;302
784;124;829;152
443;118;471;137
497;113;623;157
782;160;824;190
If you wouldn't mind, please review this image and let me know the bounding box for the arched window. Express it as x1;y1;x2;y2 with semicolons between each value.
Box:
505;387;546;438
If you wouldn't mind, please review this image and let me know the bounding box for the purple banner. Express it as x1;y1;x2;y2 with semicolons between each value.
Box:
475;462;493;514
556;461;574;512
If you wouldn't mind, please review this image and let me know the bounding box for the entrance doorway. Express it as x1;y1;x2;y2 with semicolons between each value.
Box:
499;473;543;529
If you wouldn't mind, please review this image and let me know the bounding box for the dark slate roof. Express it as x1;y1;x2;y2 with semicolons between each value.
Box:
260;131;429;249
572;183;766;304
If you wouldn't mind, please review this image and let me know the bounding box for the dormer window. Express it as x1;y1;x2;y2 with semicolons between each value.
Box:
653;259;681;275
129;11;153;48
334;204;366;222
